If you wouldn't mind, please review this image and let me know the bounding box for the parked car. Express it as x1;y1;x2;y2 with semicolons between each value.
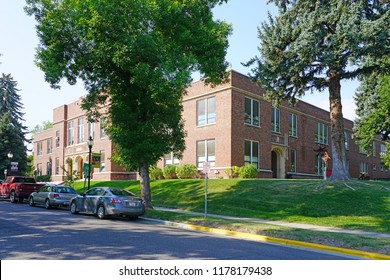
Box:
70;187;145;219
0;176;44;203
29;184;78;209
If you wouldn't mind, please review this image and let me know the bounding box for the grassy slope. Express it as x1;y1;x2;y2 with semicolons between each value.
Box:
72;179;390;255
73;179;390;233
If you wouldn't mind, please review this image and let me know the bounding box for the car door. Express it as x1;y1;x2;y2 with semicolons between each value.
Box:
84;188;103;214
35;186;49;204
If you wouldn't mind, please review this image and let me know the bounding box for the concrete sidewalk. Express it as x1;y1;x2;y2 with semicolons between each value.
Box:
154;207;390;239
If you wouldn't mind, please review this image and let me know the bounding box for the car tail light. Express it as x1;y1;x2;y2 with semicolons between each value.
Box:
53;194;59;198
111;198;121;204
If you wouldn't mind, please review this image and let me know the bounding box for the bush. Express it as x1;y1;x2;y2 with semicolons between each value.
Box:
176;164;198;179
149;166;164;180
239;164;258;178
231;166;240;178
163;164;177;179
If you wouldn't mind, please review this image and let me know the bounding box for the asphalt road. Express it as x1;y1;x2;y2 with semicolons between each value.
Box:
0;200;354;260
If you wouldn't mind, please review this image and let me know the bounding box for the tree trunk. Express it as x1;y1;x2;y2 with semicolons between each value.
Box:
139;157;153;208
328;72;351;180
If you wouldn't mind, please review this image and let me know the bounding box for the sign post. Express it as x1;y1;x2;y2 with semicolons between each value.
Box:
202;162;210;218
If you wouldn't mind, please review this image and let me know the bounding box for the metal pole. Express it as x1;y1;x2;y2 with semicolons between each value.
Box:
205;172;208;218
88;146;92;190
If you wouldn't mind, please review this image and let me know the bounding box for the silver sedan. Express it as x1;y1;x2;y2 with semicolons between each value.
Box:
29;184;78;209
69;187;145;219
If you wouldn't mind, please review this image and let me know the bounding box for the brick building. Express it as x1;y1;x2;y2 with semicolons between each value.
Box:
33;70;389;181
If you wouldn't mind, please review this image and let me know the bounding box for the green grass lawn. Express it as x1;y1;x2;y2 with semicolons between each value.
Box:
72;178;390;256
73;178;390;233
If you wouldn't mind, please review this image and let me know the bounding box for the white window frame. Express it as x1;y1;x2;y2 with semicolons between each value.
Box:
289;113;297;137
316;122;328;145
244;97;260;127
78;117;84;144
271;108;280;133
197;139;215;168
244;140;259;168
67;120;74;146
197;96;216;126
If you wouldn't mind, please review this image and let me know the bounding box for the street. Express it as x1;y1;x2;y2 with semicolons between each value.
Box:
0;201;354;260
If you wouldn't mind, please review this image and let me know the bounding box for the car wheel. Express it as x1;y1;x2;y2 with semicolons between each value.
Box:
29;197;35;207
70;201;79;214
128;216;139;221
45;199;51;209
97;205;106;219
10;191;17;203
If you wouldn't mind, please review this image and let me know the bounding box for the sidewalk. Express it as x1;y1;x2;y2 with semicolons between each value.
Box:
154;207;390;239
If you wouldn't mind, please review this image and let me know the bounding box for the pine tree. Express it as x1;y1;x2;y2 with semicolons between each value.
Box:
0;73;29;176
248;0;389;180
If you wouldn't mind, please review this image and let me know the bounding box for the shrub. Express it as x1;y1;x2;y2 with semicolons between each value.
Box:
239;164;258;178
176;164;198;179
231;166;240;178
163;164;177;179
149;166;164;180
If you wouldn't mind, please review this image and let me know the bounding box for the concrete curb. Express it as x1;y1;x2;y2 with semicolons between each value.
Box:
142;218;390;260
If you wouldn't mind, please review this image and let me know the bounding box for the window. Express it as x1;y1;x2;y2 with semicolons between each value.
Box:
245;98;260;126
380;143;387;156
244;140;259;168
100;118;106;138
271;108;280;133
344;131;350;150
78;117;84;144
197;139;215;168
89;122;95;139
289;113;297;137
36;163;42;176
67;120;74;146
197;96;216;126
316;123;328;144
360;162;368;174
100;150;105;172
55;157;60;175
290;149;296;172
372;141;376;157
164;153;180;166
47;138;53;154
37;141;43;156
55;130;60;147
315;155;324;176
46;161;52;175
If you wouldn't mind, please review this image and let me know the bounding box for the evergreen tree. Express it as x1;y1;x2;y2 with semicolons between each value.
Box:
354;74;390;168
247;0;389;180
0;73;29;177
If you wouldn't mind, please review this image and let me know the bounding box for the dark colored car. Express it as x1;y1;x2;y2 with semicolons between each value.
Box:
29;184;78;209
69;187;145;219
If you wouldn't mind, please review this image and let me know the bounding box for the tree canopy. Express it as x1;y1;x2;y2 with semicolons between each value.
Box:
354;74;390;168
248;0;389;180
0;73;30;177
25;0;232;207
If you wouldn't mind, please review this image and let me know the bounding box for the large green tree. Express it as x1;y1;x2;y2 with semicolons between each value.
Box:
0;73;30;177
25;0;232;207
247;0;389;180
354;74;390;168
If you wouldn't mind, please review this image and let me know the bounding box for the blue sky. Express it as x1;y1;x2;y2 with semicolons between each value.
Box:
0;0;359;132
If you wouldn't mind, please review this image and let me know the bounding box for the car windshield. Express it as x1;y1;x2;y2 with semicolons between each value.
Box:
109;188;135;197
56;187;76;194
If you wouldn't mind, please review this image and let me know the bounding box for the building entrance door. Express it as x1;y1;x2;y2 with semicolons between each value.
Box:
271;151;278;178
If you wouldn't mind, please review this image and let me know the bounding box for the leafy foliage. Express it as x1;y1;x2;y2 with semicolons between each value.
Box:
25;0;232;207
176;163;198;179
354;74;390;168
149;166;164;180
238;164;258;178
163;164;177;179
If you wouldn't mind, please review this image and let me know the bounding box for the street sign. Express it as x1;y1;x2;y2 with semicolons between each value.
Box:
10;162;18;172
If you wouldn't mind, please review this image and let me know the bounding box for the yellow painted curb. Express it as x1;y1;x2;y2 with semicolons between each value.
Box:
184;223;390;260
148;218;389;260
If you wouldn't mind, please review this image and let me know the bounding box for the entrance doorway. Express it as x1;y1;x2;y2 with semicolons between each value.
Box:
271;151;278;178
